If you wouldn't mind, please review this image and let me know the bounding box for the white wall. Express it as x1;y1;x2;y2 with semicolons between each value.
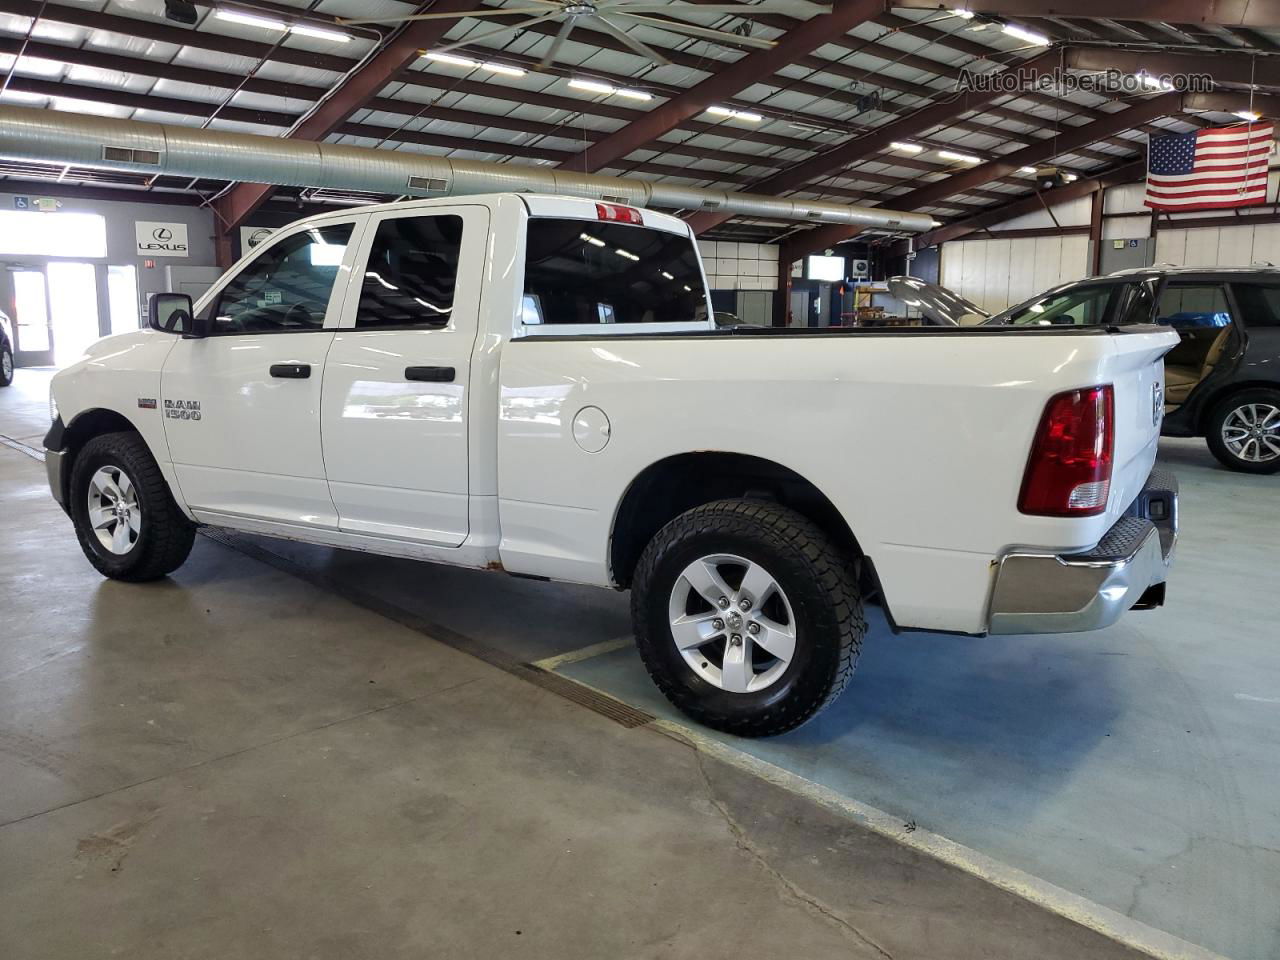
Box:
940;234;1090;313
1154;223;1280;267
697;240;780;291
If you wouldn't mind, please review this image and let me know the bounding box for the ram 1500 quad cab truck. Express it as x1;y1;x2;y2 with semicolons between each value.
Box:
44;194;1181;736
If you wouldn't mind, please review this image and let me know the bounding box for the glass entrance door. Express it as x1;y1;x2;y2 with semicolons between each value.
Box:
47;262;102;366
9;268;54;367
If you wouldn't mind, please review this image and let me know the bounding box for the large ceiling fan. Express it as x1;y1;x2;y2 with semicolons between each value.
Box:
339;0;833;70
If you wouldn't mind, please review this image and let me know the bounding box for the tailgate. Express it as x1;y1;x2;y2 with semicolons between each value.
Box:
1104;327;1180;523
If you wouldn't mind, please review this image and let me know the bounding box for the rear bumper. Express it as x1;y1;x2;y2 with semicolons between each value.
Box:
987;468;1178;635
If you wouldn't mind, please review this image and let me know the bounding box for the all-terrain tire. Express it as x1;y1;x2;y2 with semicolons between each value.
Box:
1204;387;1280;474
631;499;865;737
69;431;196;581
0;341;13;387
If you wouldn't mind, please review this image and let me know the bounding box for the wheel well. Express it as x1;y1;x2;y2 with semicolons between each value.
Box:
1196;380;1280;432
609;452;862;589
63;408;139;462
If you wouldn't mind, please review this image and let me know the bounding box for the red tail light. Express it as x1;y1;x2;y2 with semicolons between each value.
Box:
1019;385;1114;517
595;202;643;225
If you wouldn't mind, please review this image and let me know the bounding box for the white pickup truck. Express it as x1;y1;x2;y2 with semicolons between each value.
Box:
45;194;1180;736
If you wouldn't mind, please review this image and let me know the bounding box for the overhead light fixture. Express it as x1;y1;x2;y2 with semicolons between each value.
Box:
1062;173;1078;182
890;141;924;154
291;23;350;42
615;88;652;101
949;8;974;18
482;62;525;77
1001;23;1050;46
425;52;478;68
164;0;198;25
1135;71;1174;92
615;248;639;261
580;232;606;247
216;9;286;31
1019;166;1037;174
661;270;674;280
707;105;763;122
569;79;616;96
938;150;982;164
1235;109;1262;122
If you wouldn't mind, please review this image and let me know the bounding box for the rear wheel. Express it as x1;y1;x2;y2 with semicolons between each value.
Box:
69;432;196;580
0;341;13;387
631;499;865;737
1205;389;1280;474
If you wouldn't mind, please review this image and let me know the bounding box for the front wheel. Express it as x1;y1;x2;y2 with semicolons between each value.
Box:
1205;389;1280;474
69;431;196;581
0;341;13;387
631;499;865;737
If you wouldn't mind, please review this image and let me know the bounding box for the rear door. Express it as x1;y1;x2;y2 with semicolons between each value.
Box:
320;205;489;546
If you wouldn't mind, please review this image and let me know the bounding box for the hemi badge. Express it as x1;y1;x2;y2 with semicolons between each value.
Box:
138;398;157;409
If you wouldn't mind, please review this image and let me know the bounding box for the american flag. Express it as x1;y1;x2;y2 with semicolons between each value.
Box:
1145;123;1274;210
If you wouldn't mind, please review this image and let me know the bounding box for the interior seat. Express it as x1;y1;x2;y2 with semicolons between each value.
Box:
1165;325;1231;406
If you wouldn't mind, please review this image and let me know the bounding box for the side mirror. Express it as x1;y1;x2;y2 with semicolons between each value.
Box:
148;292;203;338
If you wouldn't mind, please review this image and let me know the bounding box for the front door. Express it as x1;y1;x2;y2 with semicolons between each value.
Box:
320;206;488;546
5;268;54;367
161;218;364;528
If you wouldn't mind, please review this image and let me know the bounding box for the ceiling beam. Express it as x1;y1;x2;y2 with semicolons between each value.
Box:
895;159;1146;249
779;92;1181;260
890;2;1280;27
561;0;886;173
212;0;480;235
1183;90;1280;115
684;48;1061;234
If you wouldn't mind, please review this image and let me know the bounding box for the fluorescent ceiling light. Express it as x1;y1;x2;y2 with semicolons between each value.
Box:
569;79;616;95
290;24;350;42
482;62;525;77
1236;109;1262;122
661;270;674;280
707;105;763;122
425;52;478;68
615;88;652;101
1062;173;1078;182
216;9;285;31
949;8;974;18
937;149;981;164
1019;166;1037;174
1135;71;1173;91
1001;23;1049;46
615;248;639;261
890;141;924;154
580;232;605;247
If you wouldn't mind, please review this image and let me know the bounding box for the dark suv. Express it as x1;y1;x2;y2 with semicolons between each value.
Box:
988;267;1280;474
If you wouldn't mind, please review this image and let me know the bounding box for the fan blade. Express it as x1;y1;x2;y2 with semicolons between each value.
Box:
339;6;553;26
608;11;777;48
429;11;564;55
594;15;674;66
539;17;578;69
603;2;832;14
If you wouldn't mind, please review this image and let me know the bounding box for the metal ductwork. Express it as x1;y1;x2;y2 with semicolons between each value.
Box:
0;105;939;234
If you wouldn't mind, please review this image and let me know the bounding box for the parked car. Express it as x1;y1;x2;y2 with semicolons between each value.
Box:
43;194;1179;736
0;308;13;388
983;267;1280;474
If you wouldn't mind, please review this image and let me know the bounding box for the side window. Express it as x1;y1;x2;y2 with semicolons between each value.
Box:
1230;284;1280;327
357;215;462;330
1155;284;1234;328
522;219;706;325
213;224;353;335
1006;284;1116;326
1115;280;1157;326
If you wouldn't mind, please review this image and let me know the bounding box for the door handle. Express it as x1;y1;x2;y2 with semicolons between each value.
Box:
405;366;455;383
269;363;311;379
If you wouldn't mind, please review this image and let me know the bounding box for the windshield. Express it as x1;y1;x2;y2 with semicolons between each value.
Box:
991;282;1119;326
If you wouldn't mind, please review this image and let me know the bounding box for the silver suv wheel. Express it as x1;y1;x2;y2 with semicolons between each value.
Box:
1221;402;1280;463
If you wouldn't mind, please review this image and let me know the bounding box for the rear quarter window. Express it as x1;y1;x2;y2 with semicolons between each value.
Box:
522;219;707;327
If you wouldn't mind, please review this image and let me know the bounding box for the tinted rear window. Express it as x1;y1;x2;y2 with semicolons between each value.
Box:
522;219;706;325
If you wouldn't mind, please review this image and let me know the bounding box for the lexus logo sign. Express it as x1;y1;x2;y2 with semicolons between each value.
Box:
135;221;189;258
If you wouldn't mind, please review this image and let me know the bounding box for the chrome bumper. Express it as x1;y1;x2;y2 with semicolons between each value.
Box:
987;468;1178;635
45;447;67;510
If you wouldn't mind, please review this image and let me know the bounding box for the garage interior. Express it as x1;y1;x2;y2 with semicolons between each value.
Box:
2;2;1279;959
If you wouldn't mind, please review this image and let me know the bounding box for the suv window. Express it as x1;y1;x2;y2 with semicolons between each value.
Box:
1155;283;1234;328
1003;283;1117;326
522;219;706;325
1115;280;1157;325
213;224;353;335
1230;283;1280;327
357;215;462;329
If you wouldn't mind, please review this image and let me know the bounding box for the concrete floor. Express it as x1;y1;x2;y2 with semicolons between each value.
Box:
0;367;1271;959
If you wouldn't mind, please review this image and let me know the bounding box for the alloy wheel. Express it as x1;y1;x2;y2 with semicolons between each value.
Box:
86;465;141;555
1222;403;1280;463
